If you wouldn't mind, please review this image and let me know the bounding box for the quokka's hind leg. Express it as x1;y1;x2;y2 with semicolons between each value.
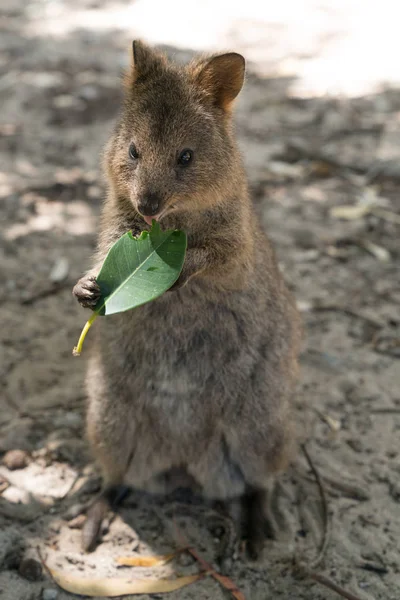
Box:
82;484;131;552
211;485;275;570
241;485;276;561
234;399;294;559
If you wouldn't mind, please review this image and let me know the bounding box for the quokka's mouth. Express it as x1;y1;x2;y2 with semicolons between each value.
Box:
142;214;156;226
141;206;175;226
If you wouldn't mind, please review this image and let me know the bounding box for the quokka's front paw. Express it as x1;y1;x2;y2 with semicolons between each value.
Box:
73;276;101;309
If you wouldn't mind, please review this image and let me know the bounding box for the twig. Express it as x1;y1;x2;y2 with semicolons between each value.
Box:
370;206;400;224
299;443;330;569
320;475;370;502
358;561;388;575
20;281;71;305
280;144;368;175
295;445;365;600
309;305;383;329
370;407;400;414
59;472;82;501
37;546;59;589
305;568;365;600
173;518;246;600
281;142;400;183
187;545;245;600
372;336;400;358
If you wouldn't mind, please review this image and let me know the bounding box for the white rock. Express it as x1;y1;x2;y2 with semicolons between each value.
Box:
49;257;69;283
42;589;58;600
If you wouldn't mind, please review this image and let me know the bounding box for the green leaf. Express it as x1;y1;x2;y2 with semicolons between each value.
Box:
95;221;187;316
73;221;186;355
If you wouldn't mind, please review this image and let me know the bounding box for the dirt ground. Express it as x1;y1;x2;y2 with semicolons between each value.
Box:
1;1;399;599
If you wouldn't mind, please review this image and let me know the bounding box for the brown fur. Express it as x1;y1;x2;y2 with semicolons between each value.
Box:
73;41;302;557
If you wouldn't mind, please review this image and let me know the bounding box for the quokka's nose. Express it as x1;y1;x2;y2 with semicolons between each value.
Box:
137;193;160;216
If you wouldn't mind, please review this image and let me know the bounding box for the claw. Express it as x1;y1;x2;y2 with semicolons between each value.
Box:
82;484;131;552
73;276;101;309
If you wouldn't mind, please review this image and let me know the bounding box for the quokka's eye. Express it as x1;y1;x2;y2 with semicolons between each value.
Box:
177;149;193;166
129;143;139;160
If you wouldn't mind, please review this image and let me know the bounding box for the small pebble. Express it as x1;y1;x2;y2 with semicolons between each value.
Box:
42;589;58;600
2;449;29;470
78;84;99;101
67;514;86;529
18;557;42;581
49;257;69;283
53;94;84;110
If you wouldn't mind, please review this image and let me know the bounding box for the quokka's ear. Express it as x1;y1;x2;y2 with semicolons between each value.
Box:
192;53;245;111
124;40;166;88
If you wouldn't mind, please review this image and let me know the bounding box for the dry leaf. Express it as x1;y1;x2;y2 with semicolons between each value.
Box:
267;161;304;179
324;415;341;432
370;206;400;224
46;564;203;596
360;240;391;262
116;550;181;567
173;520;246;600
317;411;341;432
330;205;370;220
325;245;354;259
330;187;400;224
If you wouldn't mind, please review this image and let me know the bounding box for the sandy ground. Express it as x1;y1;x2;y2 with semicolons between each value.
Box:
0;1;399;599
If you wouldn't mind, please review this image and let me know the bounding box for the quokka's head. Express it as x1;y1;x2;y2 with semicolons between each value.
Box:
106;41;245;224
